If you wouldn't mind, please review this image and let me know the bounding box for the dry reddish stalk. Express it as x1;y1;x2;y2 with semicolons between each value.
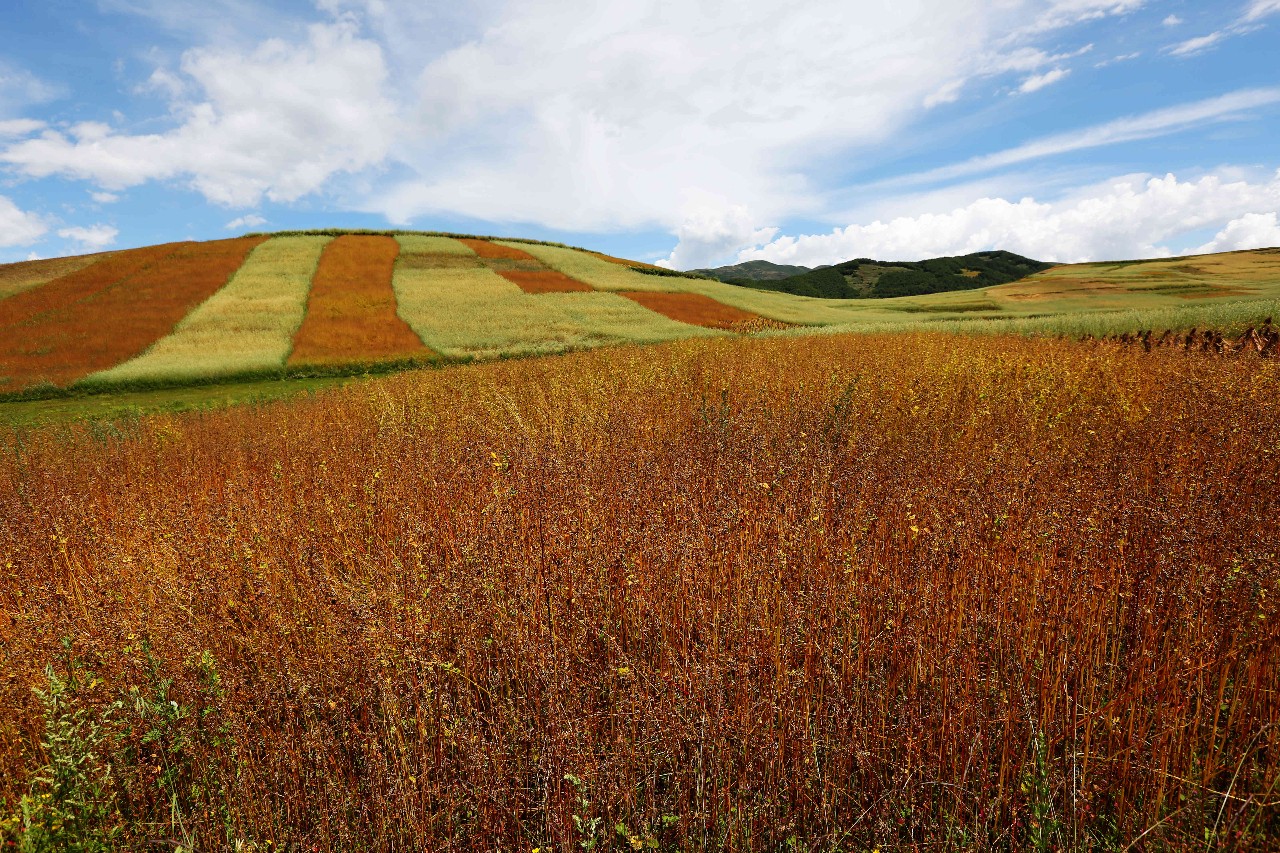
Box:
456;239;594;293
621;290;773;330
288;235;431;365
0;239;264;391
1;333;1277;850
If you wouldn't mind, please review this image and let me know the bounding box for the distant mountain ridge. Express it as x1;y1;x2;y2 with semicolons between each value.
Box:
695;250;1054;299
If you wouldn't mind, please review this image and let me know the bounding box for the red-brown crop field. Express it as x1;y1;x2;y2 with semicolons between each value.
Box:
621;290;777;330
0;239;264;391
456;238;595;293
498;269;595;294
457;238;541;261
288;235;431;365
1;332;1277;851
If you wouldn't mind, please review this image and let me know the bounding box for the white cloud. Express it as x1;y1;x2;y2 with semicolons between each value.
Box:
0;119;44;138
656;197;778;269
1;21;398;207
0;195;47;247
1095;52;1141;67
225;213;266;230
736;170;1280;266
90;191;120;204
881;88;1280;190
58;225;120;250
1168;31;1226;56
1191;212;1280;253
26;252;42;261
0;64;59;114
1162;14;1183;26
1018;68;1070;94
1244;0;1280;22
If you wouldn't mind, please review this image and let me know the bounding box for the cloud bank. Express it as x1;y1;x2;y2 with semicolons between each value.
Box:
739;170;1280;265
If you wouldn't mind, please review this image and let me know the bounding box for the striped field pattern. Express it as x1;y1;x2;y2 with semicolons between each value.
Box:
392;237;717;359
89;235;333;385
0;238;265;391
288;235;430;366
459;238;593;293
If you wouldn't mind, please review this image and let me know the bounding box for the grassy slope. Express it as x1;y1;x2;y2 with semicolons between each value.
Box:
1;235;1277;423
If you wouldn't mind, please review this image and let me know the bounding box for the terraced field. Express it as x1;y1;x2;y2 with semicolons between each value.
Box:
0;232;1277;402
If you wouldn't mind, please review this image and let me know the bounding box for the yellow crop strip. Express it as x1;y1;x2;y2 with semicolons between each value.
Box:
392;237;717;360
89;235;332;383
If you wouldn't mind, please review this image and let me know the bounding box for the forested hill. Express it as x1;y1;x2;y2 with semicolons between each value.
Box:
701;250;1054;299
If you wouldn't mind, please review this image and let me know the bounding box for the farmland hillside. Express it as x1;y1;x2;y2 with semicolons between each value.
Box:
0;232;1277;408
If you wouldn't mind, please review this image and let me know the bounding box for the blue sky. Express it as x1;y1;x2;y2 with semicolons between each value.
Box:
1;0;1278;268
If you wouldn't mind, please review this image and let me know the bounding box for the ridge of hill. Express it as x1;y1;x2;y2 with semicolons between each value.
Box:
0;233;1277;417
702;250;1054;298
691;259;813;282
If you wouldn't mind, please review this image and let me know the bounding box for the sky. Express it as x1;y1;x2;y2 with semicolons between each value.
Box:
1;0;1279;269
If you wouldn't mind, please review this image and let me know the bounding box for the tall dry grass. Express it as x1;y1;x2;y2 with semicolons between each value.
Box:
0;239;264;391
88;236;332;385
288;235;430;366
0;332;1276;850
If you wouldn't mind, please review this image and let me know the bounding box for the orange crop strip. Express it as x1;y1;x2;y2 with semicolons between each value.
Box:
0;238;266;391
456;238;593;293
289;235;431;365
456;238;537;261
620;291;775;330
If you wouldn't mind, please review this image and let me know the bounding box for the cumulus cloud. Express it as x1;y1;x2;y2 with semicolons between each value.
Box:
1191;212;1280;253
1;21;398;207
354;0;1138;266
736;170;1280;266
657;197;778;270
0;195;47;247
1163;14;1183;26
1018;68;1070;93
225;213;266;230
91;191;120;204
58;224;119;250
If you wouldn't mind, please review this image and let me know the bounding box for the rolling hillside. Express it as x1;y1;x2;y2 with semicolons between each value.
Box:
701;250;1053;298
0;231;1278;402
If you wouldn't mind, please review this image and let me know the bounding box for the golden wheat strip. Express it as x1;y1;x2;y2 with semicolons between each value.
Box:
395;235;477;256
89;235;332;384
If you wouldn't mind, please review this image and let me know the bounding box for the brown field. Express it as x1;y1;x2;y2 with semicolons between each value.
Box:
456;239;594;293
498;268;594;293
0;239;264;391
1;332;1277;851
288;235;431;366
621;290;775;329
457;238;540;261
589;250;668;271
